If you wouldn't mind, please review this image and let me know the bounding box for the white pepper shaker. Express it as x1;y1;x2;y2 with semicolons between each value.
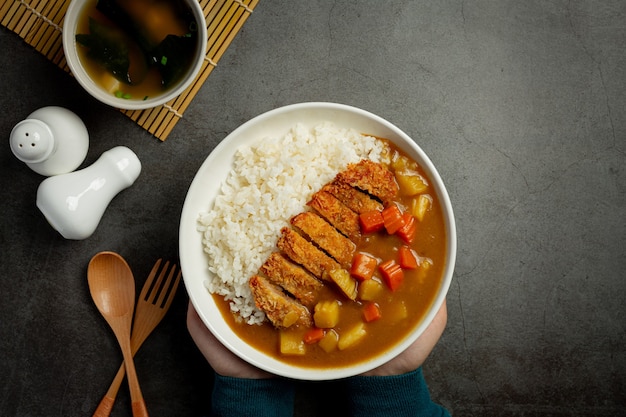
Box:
36;146;141;240
9;106;89;176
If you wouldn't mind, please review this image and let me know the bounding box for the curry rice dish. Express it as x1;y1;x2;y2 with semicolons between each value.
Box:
198;123;446;368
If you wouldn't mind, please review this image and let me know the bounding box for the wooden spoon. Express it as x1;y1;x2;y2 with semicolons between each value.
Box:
88;251;148;417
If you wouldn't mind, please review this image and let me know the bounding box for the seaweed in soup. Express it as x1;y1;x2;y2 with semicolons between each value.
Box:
95;0;156;54
75;0;199;92
151;33;197;87
76;18;148;85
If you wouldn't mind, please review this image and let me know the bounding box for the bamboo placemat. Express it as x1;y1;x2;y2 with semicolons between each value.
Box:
0;0;258;141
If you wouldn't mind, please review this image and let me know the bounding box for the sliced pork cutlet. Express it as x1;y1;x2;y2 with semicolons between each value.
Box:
260;252;323;307
290;212;356;269
307;190;361;241
249;275;312;329
336;159;399;203
322;180;384;214
277;227;341;281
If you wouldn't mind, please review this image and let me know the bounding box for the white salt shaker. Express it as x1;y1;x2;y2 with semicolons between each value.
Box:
36;146;142;240
9;106;89;176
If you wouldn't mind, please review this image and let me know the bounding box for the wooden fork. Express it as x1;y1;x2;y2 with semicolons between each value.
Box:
92;259;182;417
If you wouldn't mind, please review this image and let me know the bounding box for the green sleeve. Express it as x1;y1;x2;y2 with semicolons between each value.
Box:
345;367;451;417
210;374;295;417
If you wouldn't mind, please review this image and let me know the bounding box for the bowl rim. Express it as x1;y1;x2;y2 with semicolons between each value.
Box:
179;102;457;380
62;0;208;110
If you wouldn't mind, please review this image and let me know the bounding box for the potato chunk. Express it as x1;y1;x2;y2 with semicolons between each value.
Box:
417;257;433;282
358;279;384;301
329;268;358;300
411;194;432;221
338;322;367;350
395;171;428;196
279;330;306;355
387;301;408;323
318;329;339;353
314;300;340;328
390;152;418;172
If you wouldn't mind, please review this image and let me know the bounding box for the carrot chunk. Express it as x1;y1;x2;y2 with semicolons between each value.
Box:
396;213;416;244
398;245;418;269
379;259;404;291
362;302;382;322
303;327;325;344
381;204;405;234
350;252;378;281
359;210;384;233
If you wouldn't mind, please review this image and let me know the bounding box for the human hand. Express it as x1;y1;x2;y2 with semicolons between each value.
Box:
186;301;273;379
361;299;447;377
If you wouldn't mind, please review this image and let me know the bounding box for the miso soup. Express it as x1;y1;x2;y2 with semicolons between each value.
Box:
75;0;200;101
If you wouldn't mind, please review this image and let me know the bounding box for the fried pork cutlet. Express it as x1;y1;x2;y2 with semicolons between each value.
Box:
249;275;312;328
277;227;341;281
307;190;361;240
249;160;400;328
290;212;356;268
322;180;384;214
260;252;322;307
336;159;399;202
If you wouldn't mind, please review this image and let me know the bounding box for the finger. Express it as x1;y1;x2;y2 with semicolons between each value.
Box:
409;299;448;359
187;301;210;341
186;301;273;379
187;302;222;357
421;299;447;344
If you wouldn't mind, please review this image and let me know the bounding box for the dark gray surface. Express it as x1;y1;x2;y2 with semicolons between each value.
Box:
1;1;625;416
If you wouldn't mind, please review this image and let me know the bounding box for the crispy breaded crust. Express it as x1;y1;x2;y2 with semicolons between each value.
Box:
336;159;399;202
249;275;312;328
277;227;340;281
260;252;322;307
291;212;355;268
307;190;361;240
322;180;384;214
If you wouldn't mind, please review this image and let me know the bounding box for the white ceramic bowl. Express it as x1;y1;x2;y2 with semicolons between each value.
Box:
179;102;457;380
62;0;207;110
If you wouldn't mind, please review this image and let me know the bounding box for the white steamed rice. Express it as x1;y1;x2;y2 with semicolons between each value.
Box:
197;122;389;325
